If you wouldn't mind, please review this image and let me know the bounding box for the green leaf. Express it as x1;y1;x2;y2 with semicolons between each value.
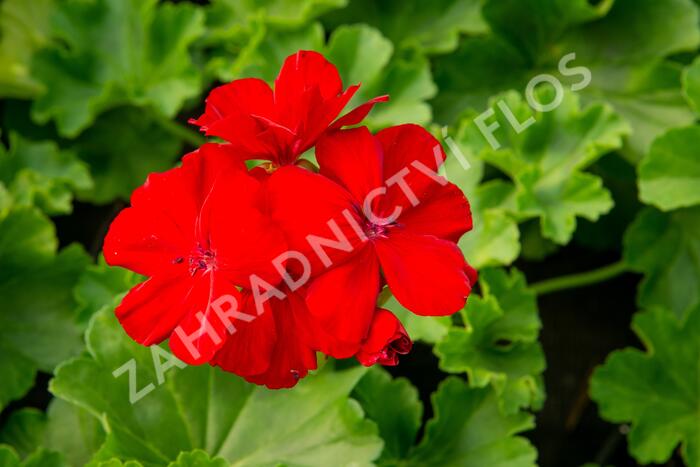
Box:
0;446;67;467
326;25;436;128
167;451;227;467
0;0;53;98
50;309;382;466
482;0;614;63
30;0;205;137
638;126;700;211
434;0;700;160
382;293;451;344
209;22;325;83
322;0;488;54
438;115;521;268
351;367;422;462
0;132;92;215
0;207;89;410
206;0;346;35
44;399;105;467
0;400;104;467
435;268;545;414
95;460;143;467
74;257;142;325
590;305;700;466
0;409;45;460
407;378;537;466
683;55;700;113
70;108;182;204
462;180;520;268
623;207;700;318
469;90;627;244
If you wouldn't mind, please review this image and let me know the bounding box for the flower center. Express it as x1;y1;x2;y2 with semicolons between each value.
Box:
363;218;398;240
184;245;217;275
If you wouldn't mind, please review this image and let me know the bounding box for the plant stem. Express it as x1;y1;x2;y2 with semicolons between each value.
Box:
151;111;206;147
531;260;629;296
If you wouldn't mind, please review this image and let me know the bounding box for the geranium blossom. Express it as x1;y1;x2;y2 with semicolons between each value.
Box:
268;125;476;359
103;144;294;381
190;50;387;172
105;51;476;388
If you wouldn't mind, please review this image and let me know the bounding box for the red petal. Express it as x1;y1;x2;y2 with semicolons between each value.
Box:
331;94;389;129
167;273;244;365
189;78;273;132
356;308;412;367
210;291;276;376
104;144;255;277
375;231;472;316
398;181;473;243
244;290;318;389
305;245;380;358
316;127;383;205
275;51;343;110
115;273;200;346
264;166;365;277
201;169;288;286
103;205;191;277
375;124;447;218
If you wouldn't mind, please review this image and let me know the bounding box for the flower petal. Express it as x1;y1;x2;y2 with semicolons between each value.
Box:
210;291;276;376
244;290;318;389
305;245;380;358
189;78;274;132
375;124;447;218
115;273;200;346
375;231;472;316
331;94;389;129
103;205;191;277
201;169;288;286
275;51;343;110
356;308;412;367
316;127;383;205
398;181;473;243
264;166;365;277
168;273;244;365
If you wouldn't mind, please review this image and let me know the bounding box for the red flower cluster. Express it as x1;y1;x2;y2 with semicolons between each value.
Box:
104;51;476;389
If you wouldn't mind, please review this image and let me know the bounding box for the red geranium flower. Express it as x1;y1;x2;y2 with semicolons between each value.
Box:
103;144;291;376
266;124;476;358
190;50;387;171
356;309;412;367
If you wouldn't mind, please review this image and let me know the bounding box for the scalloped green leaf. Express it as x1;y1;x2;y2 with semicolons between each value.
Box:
407;378;537;467
0;133;92;215
205;0;346;38
0;446;66;467
434;0;700;161
30;0;205;137
0;0;53;98
638;126;700;211
465;90;627;244
351;367;422;463
74;257;142;325
70;108;182;204
326;24;436;128
623;207;700;318
439;116;521;268
591;305;700;466
49;309;382;466
0;207;89;411
322;0;487;54
435;268;545;414
0;409;45;460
